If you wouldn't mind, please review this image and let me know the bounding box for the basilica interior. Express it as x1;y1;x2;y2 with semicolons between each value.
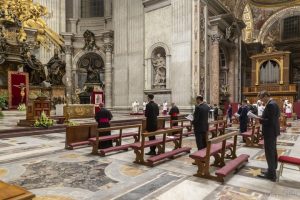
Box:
1;0;300;199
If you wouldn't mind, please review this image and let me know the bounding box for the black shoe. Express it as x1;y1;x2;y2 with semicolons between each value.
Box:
145;151;156;156
257;174;276;182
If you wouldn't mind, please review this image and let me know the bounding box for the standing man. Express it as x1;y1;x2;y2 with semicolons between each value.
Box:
145;94;159;155
257;100;265;117
213;104;219;121
258;91;280;182
193;95;210;150
227;104;233;123
238;100;249;133
169;102;180;126
238;99;249;142
95;103;113;149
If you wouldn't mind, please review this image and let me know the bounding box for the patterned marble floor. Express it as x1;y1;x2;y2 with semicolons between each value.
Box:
1;113;300;199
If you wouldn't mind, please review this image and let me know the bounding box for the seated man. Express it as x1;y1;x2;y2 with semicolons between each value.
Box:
95;103;113;149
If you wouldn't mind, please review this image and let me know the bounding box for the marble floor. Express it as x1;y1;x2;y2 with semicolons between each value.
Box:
1;112;300;199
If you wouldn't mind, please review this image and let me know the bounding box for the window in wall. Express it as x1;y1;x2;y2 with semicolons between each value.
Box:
283;16;300;40
81;0;104;18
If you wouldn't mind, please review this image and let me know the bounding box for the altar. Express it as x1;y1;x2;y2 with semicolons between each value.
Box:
243;47;297;108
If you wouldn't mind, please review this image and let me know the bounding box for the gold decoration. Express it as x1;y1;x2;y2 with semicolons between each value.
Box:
0;0;64;50
63;104;95;119
244;168;262;177
249;0;300;7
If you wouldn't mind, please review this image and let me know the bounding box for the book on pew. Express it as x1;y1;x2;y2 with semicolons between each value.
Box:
185;114;194;121
247;111;261;119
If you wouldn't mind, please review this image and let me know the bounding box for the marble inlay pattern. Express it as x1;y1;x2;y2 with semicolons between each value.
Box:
0;142;13;148
33;195;74;200
253;148;290;161
204;185;268;200
11;160;117;192
278;134;299;142
120;165;145;177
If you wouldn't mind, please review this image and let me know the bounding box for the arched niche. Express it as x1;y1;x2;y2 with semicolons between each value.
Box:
73;50;105;90
145;42;171;90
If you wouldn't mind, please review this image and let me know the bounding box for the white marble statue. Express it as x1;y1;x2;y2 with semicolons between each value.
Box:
132;101;136;113
162;101;168;115
152;53;166;86
135;100;140;113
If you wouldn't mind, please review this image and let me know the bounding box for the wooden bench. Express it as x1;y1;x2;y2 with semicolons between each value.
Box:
89;124;142;156
0;181;35;200
241;125;261;147
142;118;166;133
130;127;191;166
208;120;226;139
170;119;193;136
189;131;249;183
65;123;98;149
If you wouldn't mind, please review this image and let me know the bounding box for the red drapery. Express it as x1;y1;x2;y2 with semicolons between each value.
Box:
8;71;29;109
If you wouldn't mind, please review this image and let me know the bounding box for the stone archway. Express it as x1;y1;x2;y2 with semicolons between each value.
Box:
257;6;300;43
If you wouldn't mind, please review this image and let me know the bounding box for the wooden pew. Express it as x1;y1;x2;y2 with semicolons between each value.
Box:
170;119;193;136
241;125;261;147
89;124;142;156
142;118;166;133
208;120;226;139
0;181;35;200
130;127;191;166
189;131;249;183
65;123;97;149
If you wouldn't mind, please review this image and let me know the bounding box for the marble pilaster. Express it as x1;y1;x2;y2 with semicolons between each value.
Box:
64;45;73;104
228;47;236;102
103;32;114;109
210;33;222;106
104;0;112;30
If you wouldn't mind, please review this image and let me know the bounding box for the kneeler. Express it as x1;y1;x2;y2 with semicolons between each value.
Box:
278;156;300;181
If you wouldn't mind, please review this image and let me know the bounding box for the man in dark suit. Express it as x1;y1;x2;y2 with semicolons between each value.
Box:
193;95;210;150
238;99;249;134
257;91;280;182
95;103;113;149
145;94;159;155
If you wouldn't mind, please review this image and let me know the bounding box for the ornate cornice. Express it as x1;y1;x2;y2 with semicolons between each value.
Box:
64;45;74;54
103;43;113;53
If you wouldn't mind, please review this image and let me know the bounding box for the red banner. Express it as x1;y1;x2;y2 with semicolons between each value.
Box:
8;71;29;109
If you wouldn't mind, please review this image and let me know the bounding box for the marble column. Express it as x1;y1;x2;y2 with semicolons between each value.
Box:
65;45;73;104
228;47;236;102
210;34;222;106
103;32;114;109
